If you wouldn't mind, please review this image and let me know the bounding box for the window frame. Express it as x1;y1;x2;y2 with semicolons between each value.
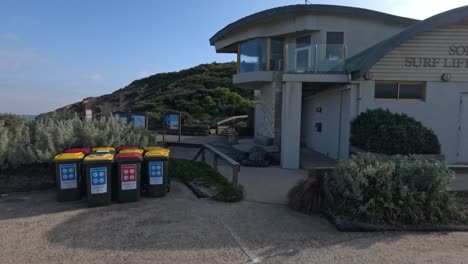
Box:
374;81;426;101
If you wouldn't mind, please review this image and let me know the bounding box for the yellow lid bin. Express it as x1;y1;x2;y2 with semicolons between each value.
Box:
144;149;170;158
54;152;85;161
84;153;115;162
143;146;170;153
119;148;144;154
53;152;85;202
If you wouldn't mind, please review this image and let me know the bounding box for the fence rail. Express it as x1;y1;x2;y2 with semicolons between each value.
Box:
164;142;240;186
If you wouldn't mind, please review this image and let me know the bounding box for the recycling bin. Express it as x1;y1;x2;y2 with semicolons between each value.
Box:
91;147;116;154
83;153;114;207
53;152;85;202
143;148;170;197
119;148;144;155
63;148;91;195
115;153;142;203
117;146;138;152
143;146;165;153
64;148;91;155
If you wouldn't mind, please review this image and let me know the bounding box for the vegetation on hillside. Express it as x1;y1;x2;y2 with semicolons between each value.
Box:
0;113;155;170
53;62;253;126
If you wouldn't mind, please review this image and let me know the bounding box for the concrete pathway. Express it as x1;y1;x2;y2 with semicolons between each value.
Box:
1;184;467;264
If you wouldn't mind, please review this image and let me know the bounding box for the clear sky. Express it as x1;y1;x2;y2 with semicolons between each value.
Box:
0;0;466;114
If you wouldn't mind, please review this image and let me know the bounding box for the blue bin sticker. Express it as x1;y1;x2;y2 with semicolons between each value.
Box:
60;164;77;190
149;161;163;185
90;167;107;194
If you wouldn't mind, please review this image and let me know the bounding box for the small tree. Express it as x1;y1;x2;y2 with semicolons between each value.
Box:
351;109;441;155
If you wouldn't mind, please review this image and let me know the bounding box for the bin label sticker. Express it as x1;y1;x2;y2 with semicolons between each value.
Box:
60;164;77;189
121;164;137;190
149;161;163;185
90;167;107;194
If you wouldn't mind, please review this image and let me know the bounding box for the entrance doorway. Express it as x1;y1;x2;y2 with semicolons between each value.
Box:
458;94;468;163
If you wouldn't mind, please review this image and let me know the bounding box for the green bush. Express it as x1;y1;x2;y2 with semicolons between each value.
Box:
168;158;244;202
351;109;440;155
328;154;465;225
0;114;155;170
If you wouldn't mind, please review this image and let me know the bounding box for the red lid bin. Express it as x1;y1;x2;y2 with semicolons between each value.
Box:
117;146;139;152
64;148;91;155
115;153;142;203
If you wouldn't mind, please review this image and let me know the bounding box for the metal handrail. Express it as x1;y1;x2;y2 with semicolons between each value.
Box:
165;142;240;186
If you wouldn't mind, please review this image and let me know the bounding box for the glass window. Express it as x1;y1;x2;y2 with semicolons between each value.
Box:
295;36;312;72
296;36;311;48
239;38;267;73
399;83;425;99
326;32;344;59
375;82;425;100
270;38;284;71
375;82;398;99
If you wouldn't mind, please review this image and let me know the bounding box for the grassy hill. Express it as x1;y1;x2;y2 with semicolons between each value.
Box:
54;62;252;126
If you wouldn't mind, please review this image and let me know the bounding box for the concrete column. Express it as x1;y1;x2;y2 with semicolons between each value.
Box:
280;82;302;169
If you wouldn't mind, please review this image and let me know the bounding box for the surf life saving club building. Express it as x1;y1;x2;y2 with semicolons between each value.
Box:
210;4;468;169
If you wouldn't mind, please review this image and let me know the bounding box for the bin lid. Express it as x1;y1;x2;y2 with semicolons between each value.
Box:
119;148;144;154
143;146;169;152
116;153;143;160
144;149;170;158
84;153;114;162
116;146;138;152
54;152;85;161
92;147;115;152
64;148;91;154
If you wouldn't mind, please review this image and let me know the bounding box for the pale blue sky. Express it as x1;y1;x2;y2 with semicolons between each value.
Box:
0;0;466;114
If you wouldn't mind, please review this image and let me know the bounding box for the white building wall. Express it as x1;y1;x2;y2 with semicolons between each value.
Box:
301;87;350;159
357;80;468;164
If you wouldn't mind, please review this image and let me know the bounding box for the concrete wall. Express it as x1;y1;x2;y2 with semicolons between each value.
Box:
301;86;351;159
356;80;468;164
216;13;408;58
254;84;276;139
253;73;283;142
281;82;302;169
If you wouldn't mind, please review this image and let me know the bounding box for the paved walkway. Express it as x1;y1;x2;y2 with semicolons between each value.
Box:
1;183;467;264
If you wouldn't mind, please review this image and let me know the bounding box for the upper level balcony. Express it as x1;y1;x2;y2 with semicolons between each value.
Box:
234;37;348;87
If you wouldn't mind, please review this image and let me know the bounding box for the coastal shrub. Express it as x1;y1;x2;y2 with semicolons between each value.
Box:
0;114;155;170
239;146;271;167
351;109;440;155
328;154;465;225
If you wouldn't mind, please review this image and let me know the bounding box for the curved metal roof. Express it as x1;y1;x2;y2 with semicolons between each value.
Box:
209;4;418;45
346;5;468;79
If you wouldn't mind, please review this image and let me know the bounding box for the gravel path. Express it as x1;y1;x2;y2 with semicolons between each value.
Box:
1;183;468;264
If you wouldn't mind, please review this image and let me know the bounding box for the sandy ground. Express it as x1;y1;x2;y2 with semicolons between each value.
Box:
1;182;468;264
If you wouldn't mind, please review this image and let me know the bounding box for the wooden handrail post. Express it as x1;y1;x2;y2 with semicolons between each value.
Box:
213;154;218;171
201;146;206;162
232;164;240;187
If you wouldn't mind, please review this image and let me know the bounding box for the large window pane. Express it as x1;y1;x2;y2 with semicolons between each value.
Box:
270;38;284;71
375;83;398;99
399;83;425;100
239;38;266;73
326;32;344;59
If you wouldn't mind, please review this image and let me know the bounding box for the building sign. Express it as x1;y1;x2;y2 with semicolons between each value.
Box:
164;113;180;130
90;167;107;194
60;164;77;189
121;164;137;190
149;161;163;185
405;45;468;68
85;109;92;120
